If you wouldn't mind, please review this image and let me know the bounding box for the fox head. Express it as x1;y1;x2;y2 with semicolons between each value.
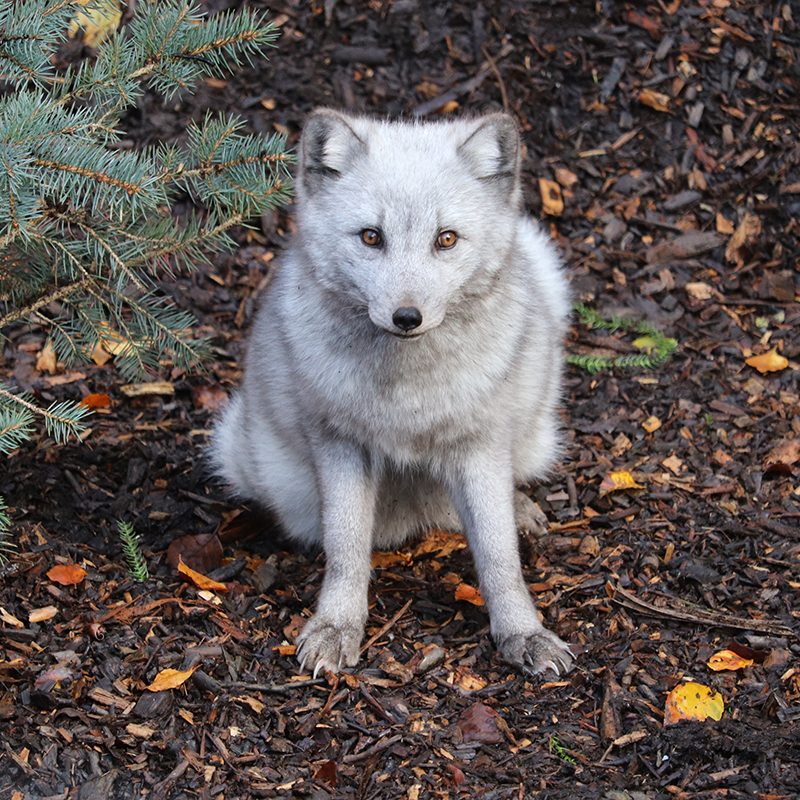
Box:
296;109;523;339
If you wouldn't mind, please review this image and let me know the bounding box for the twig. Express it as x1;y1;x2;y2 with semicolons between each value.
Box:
223;678;326;693
342;734;403;764
361;598;412;653
613;585;795;637
482;45;509;111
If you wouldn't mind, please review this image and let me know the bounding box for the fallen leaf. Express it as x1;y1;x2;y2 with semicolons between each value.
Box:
36;341;57;374
664;681;724;726
642;416;662;433
120;381;175;398
79;393;111;410
454;582;485;606
715;212;735;234
68;0;122;47
707;649;753;672
145;666;199;692
457;702;503;744
166;533;223;573
646;231;724;263
90;341;112;367
273;644;297;656
235;695;266;714
763;438;800;477
448;667;488;692
411;529;468;559
371;550;413;568
314;760;337;789
177;556;228;592
745;349;788;374
539;178;564;216
638;88;671;112
29;606;58;623
438;100;459;114
725;211;762;266
599;470;644;495
46;564;87;586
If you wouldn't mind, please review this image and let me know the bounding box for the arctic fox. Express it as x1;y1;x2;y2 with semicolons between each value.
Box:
212;109;574;677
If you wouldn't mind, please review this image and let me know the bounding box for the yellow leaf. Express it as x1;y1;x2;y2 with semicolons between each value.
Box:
177;556;228;592
599;470;644;495
454;582;485;606
745;349;788;374
36;341;58;374
146;666;199;692
438;100;460;114
46;564;87;586
638;88;671;112
707;649;753;672
664;681;724;726
538;178;564;216
642;416;662;433
68;0;122;47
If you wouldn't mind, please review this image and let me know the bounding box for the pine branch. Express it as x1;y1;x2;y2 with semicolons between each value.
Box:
568;303;678;374
117;519;149;581
0;496;15;566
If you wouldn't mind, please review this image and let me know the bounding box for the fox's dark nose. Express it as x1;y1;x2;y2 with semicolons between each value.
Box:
392;307;422;332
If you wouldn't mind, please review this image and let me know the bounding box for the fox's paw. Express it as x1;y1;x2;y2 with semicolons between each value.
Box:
296;616;362;677
497;627;575;677
514;490;549;538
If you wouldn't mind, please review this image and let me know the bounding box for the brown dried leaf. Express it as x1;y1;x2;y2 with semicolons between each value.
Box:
454;582;485;606
457;702;503;744
46;564;87;586
177;556;228;593
745;349;788;374
36;341;58;375
146;666;199;692
725;212;761;266
166;533;223;574
764;438;800;476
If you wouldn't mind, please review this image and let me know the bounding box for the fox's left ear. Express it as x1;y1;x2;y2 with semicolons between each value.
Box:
458;113;521;201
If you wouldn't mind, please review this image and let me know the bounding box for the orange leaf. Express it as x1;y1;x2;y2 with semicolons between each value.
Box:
745;349;788;374
538;178;564;216
599;470;644;495
371;551;413;568
46;563;87;586
177;556;228;592
664;681;724;726
79;393;111;410
145;666;199;692
638;88;671;112
707;649;753;672
454;583;485;606
273;644;297;656
411;529;468;559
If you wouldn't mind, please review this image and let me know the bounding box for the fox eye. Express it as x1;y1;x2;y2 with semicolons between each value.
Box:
360;228;382;247
436;230;458;250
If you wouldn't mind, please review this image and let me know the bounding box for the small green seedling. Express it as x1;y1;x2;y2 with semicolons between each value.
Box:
0;498;16;567
548;734;577;765
117;519;149;582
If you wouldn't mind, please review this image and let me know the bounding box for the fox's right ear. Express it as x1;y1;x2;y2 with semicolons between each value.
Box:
299;109;365;193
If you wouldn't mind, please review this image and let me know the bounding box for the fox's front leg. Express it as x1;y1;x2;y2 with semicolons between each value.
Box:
296;440;376;676
446;450;574;676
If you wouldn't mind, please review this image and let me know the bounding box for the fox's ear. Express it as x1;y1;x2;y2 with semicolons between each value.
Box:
300;109;365;193
458;113;520;197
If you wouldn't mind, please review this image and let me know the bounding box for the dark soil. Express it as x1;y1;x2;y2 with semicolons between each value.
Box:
2;1;799;798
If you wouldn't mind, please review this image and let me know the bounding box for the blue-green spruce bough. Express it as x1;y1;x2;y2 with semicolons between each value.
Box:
0;0;293;551
117;519;149;582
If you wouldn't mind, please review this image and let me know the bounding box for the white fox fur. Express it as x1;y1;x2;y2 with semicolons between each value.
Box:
211;109;574;677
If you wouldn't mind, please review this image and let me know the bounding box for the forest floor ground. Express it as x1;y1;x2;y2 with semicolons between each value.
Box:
1;1;799;798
